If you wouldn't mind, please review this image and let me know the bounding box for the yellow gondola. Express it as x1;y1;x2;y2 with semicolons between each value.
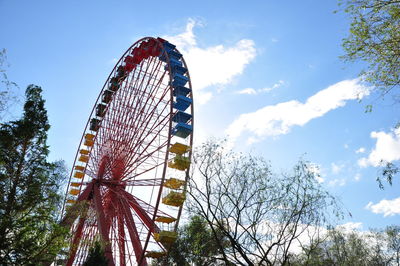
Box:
74;165;85;171
168;155;190;171
154;231;178;244
163;178;186;189
169;142;191;155
79;149;90;155
78;155;89;163
162;192;185;207
155;216;177;223
145;251;167;258
74;171;84;179
69;189;80;195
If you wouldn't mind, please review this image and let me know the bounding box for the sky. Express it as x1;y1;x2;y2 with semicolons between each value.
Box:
1;0;399;231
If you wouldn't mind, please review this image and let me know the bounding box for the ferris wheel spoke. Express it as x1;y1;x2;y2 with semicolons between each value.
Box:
94;88;170;181
123;160;164;182
100;73;170;180
121;190;159;233
104;193;118;232
125;191;172;218
60;181;94;231
116;72;169;161
106;58;163;156
104;63;147;144
123;178;163;186
121;118;170;179
122;142;168;181
65;215;86;266
117;208;126;266
114;102;169;174
93;184;115;266
121;197;148;266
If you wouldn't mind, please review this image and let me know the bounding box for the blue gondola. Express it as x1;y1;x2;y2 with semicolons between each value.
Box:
173;95;192;111
171;123;193;138
172;111;192;123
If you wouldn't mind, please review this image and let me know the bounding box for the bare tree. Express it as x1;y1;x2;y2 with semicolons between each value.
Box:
187;140;342;265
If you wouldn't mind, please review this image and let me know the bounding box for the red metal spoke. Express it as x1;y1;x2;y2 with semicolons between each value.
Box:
117;208;126;266
65;215;86;266
123;178;163;186
121;190;159;234
95;57;165;172
93;184;115;266
121;197;148;266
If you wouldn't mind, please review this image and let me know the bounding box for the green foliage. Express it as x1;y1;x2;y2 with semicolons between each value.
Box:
152;215;227;265
340;0;400;188
377;161;399;188
0;85;68;265
291;225;400;265
341;0;400;95
82;241;109;266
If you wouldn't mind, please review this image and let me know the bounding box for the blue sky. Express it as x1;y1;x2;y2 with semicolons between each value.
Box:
1;0;399;230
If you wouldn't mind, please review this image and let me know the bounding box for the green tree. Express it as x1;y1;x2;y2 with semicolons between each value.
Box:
82;241;109;266
0;85;68;265
341;0;400;95
386;225;400;265
292;226;399;265
154;215;228;265
340;0;400;188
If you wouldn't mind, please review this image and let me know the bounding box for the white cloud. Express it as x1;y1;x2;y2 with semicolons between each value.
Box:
164;19;256;104
328;178;346;187
226;79;369;144
331;162;344;174
354;173;361;181
234;80;286;95
344;143;349;149
366;197;400;217
358;128;400;167
336;222;363;231
355;147;366;154
235;88;257;95
260;80;286;92
197;91;213;105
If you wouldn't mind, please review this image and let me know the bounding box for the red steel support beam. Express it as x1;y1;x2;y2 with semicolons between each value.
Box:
65;215;86;266
118;210;126;266
122;190;159;233
93;183;115;266
121;198;147;266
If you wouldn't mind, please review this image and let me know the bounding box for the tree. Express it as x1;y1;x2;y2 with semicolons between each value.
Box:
340;0;400;188
292;225;400;265
386;225;400;265
0;85;68;265
82;241;109;266
0;48;19;120
341;0;400;96
153;215;229;265
187;140;342;266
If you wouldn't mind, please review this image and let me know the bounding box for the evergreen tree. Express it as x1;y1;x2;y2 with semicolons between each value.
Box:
0;85;68;265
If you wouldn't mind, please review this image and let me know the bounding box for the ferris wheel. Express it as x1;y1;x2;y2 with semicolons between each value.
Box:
60;37;193;265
